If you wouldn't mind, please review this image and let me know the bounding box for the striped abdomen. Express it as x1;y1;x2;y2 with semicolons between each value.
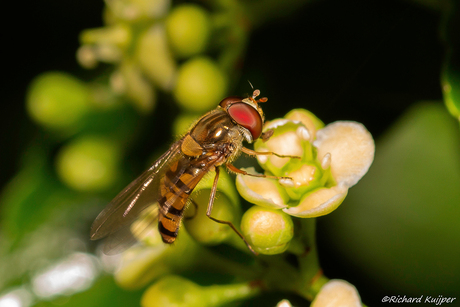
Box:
158;154;217;243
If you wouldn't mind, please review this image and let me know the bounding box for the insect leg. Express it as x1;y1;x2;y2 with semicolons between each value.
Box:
206;167;258;255
241;147;301;159
226;163;292;181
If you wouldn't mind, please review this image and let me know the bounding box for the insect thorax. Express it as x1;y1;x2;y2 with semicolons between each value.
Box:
190;109;244;162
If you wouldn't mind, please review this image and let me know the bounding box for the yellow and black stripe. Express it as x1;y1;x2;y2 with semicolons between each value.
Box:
158;154;218;243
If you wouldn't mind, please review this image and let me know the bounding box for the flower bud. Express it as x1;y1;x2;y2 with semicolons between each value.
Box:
166;4;211;58
115;228;200;289
141;275;260;307
184;170;240;245
135;24;177;91
56;136;121;191
311;279;362;307
241;206;294;255
173;56;228;112
141;275;202;307
26;72;90;131
79;24;131;49
105;0;170;21
113;60;157;113
184;192;235;245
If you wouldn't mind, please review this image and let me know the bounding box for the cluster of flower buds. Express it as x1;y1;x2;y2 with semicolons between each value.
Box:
77;0;244;114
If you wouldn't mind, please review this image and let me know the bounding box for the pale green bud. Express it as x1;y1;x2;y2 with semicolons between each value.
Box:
26;72;90;131
112;60;157;113
104;0;170;22
241;206;294;255
115;228;200;289
166;4;211;58
135;24;177;91
56;136;121;191
185;170;241;245
173;56;228;112
80;24;131;49
184;192;235;245
141;275;260;307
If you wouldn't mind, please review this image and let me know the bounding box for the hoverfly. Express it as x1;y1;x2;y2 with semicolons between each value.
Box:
90;89;297;255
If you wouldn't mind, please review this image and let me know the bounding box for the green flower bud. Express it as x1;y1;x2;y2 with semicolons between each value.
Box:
185;170;241;245
241;206;294;255
115;228;201;289
166;4;211;58
141;275;202;307
184;192;235;245
26;72;90;131
136;24;177;91
113;60;157;113
173;56;228;112
141;275;260;307
56;136;121;191
105;0;170;22
80;24;131;49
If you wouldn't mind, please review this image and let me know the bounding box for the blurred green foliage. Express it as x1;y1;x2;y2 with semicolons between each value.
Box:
1;0;459;306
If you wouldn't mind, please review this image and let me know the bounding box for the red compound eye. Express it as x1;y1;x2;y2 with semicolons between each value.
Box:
227;103;262;140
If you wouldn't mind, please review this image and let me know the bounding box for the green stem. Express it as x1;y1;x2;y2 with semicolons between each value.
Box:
294;218;327;301
194;247;262;281
258;254;302;292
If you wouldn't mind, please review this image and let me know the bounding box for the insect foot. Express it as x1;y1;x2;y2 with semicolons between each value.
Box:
236;108;375;221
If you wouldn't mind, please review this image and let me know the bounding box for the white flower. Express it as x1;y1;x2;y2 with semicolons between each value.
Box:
236;109;375;218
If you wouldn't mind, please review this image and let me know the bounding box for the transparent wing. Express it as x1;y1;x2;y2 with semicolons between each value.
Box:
90;140;183;255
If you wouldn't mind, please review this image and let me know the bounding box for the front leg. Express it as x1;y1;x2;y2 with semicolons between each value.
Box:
241;147;301;160
206;167;258;255
226;163;292;181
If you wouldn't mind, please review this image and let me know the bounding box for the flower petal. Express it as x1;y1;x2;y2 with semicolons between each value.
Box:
282;185;347;217
236;168;289;209
285;108;324;139
314;121;374;188
311;279;362;307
